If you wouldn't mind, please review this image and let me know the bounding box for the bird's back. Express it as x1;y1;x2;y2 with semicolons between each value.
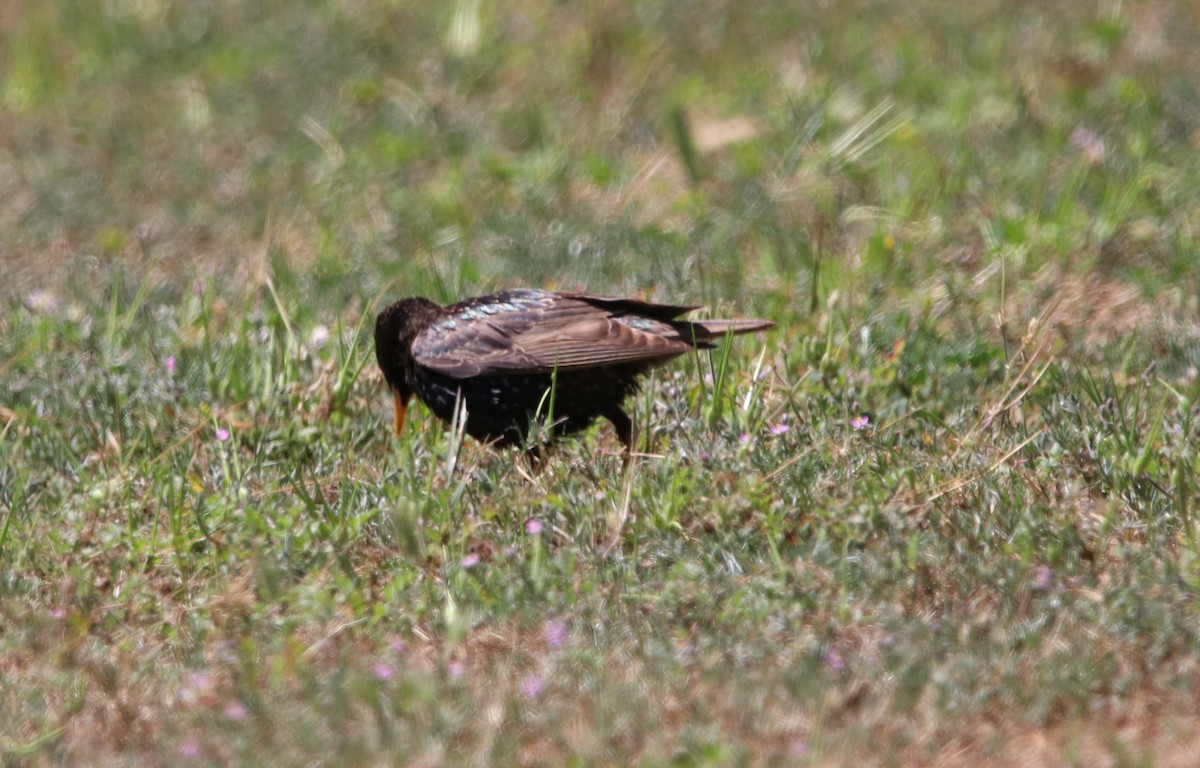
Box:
411;289;770;379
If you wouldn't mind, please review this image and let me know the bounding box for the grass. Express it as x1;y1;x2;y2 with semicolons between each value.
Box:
3;0;1200;764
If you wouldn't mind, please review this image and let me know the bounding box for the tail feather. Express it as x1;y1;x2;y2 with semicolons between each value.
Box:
687;318;775;341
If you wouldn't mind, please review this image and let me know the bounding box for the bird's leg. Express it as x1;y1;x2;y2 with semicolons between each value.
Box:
524;443;548;474
606;408;634;463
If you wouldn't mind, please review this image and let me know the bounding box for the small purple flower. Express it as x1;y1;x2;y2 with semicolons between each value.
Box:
704;373;714;384
1070;126;1105;164
215;427;230;442
699;450;711;462
224;701;248;720
27;289;58;313
850;415;869;430
756;366;772;382
738;432;752;445
525;518;544;535
520;674;543;698
179;739;200;758
389;638;406;655
178;673;213;706
448;659;466;678
165;356;177;375
51;607;67;620
769;422;790;436
825;648;845;670
543;620;567;647
1031;565;1053;590
460;553;480;568
372;662;394;681
309;325;331;348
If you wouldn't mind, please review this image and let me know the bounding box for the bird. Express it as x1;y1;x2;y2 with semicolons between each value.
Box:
374;288;774;456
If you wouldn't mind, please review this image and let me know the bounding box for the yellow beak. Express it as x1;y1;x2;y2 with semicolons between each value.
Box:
393;389;409;436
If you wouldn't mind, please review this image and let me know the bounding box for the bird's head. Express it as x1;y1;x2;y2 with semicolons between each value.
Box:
375;297;442;436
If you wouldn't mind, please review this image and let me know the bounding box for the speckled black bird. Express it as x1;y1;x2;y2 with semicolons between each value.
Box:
374;289;774;454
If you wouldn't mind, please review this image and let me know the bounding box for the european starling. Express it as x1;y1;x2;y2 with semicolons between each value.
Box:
374;289;773;453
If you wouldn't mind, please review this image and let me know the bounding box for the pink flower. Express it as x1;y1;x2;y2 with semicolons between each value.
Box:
182;672;214;701
215;427;230;442
1070;126;1105;164
192;672;212;687
525;518;544;535
461;553;480;568
520;675;543;698
178;739;200;758
1031;565;1053;590
165;356;177;375
738;433;752;445
448;659;466;678
309;325;331;348
224;701;248;720
26;289;58;313
850;415;869;430
769;422;789;435
825;648;845;670
543;621;567;647
372;662;394;681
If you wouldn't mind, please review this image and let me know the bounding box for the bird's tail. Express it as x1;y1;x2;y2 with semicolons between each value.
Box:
686;318;775;342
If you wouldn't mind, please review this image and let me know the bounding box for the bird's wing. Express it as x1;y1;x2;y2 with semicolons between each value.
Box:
412;292;697;378
509;315;696;372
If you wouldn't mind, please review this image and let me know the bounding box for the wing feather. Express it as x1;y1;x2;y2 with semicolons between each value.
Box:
513;317;694;370
411;289;771;379
412;293;695;378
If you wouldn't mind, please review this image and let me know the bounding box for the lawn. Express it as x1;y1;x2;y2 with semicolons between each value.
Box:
3;0;1200;764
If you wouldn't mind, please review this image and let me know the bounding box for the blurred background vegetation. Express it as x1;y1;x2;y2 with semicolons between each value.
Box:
5;0;1197;323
